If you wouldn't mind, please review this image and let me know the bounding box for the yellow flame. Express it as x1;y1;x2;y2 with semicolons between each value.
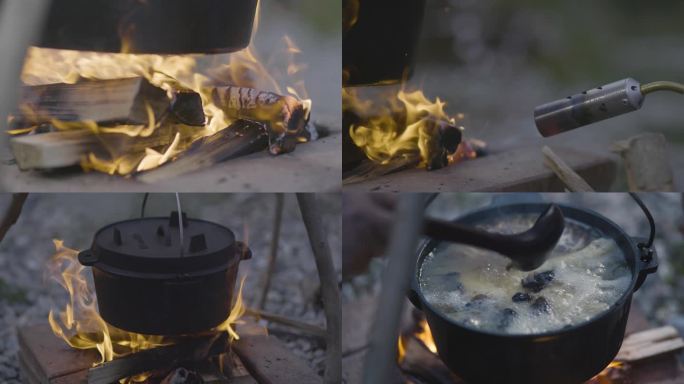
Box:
215;276;247;341
415;319;438;354
46;240;248;383
15;3;311;176
344;87;466;167
46;240;167;366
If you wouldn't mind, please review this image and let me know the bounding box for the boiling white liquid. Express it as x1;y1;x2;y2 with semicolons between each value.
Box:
419;214;631;334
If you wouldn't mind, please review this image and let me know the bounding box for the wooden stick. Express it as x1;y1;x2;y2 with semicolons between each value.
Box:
542;145;595;192
362;195;425;384
296;194;342;384
245;307;327;339
0;193;28;242
258;194;285;310
612;133;675;191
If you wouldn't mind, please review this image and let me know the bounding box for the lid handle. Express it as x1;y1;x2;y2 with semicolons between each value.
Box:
78;250;98;266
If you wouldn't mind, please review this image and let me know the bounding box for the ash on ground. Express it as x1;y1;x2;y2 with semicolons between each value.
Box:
0;193;341;383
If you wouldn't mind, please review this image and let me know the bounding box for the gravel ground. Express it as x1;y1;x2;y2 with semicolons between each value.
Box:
343;193;684;363
0;193;341;383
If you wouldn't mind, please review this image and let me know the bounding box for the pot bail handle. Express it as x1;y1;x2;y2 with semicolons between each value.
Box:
629;193;658;291
235;241;252;260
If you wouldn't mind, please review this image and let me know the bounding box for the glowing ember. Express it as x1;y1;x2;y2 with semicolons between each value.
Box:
45;240;246;383
344;87;469;169
13;3;311;176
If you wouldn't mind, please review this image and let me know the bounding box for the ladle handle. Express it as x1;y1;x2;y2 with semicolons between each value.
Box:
422;218;522;256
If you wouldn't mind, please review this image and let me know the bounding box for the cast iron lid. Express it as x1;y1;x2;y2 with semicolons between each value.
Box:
81;212;243;276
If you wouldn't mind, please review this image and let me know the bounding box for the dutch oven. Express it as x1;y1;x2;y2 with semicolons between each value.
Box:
343;0;426;86
36;0;258;54
408;201;658;384
78;211;251;335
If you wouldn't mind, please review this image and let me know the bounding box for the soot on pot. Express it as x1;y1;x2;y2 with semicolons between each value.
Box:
419;213;631;335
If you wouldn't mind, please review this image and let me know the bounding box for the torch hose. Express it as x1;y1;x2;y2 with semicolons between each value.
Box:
640;81;684;95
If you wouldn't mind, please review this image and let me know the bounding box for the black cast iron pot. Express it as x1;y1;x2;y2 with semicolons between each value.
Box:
343;0;426;86
36;0;258;54
78;211;251;336
408;203;658;384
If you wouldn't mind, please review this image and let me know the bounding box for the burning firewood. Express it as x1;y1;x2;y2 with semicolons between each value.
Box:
11;77;204;129
87;333;229;384
9;124;186;171
209;86;310;155
137;120;269;183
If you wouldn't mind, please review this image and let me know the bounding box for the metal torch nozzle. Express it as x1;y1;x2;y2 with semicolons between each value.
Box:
534;78;645;137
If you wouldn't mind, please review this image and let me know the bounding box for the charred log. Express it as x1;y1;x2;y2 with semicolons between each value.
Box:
87;333;228;384
137;120;268;183
343;107;462;175
209;86;309;155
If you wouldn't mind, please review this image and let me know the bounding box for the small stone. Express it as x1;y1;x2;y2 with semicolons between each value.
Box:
512;292;531;302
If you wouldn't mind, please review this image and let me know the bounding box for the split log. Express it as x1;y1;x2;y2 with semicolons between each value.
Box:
11;77;201;128
612;133;675;191
137;120;268;183
209;86;310;155
87;333;229;384
9;124;181;170
542;145;595;192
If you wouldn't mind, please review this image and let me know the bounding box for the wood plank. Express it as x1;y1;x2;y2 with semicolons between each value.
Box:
621;326;680;348
343;145;617;192
233;334;322;384
17;324;99;381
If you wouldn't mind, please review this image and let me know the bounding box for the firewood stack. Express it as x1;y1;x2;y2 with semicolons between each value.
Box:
8;78;312;176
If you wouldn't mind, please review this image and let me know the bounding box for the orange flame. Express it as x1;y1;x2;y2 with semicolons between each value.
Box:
15;4;311;176
344;87;467;168
46;240;247;382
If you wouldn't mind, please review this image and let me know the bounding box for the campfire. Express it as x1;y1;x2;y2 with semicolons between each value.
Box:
44;237;247;383
6;5;316;179
343;87;481;171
